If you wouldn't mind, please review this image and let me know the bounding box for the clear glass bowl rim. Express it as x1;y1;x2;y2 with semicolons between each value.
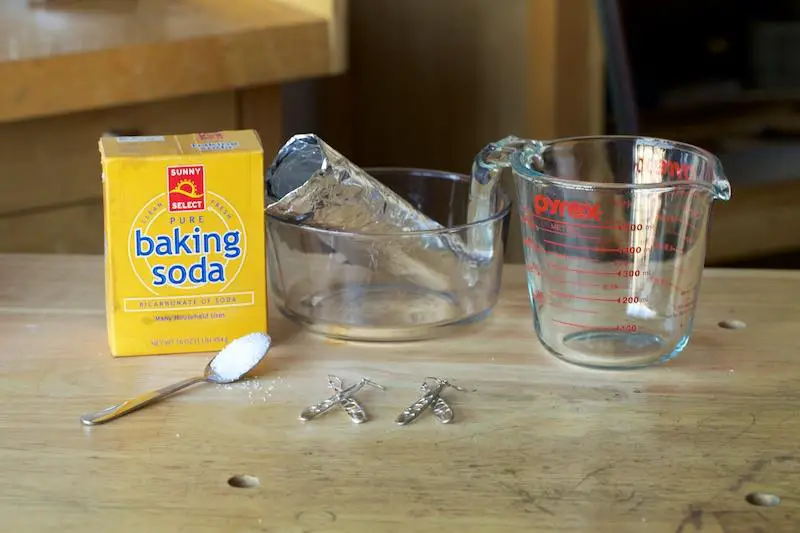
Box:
265;166;512;238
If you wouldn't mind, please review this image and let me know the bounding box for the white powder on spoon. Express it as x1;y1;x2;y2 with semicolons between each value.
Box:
209;332;271;382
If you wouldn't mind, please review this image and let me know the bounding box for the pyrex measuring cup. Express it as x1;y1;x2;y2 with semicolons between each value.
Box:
473;135;731;369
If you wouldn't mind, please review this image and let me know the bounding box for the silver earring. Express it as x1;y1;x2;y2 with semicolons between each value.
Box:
395;377;468;426
299;375;385;424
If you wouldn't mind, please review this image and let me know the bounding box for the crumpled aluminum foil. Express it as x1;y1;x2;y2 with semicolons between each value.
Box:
265;134;501;291
266;134;443;233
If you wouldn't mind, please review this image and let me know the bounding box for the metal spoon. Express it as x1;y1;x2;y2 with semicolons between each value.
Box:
80;332;272;426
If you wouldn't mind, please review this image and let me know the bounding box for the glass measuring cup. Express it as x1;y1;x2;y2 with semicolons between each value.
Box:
473;135;731;369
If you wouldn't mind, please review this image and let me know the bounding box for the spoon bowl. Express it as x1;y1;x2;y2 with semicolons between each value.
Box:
205;332;272;385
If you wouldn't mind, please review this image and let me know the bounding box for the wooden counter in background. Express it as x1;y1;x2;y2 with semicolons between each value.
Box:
0;0;347;254
2;254;799;532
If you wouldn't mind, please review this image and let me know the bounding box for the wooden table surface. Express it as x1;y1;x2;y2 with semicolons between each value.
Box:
2;253;799;532
0;0;345;122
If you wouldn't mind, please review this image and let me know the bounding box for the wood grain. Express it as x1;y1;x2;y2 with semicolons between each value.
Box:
1;254;798;532
0;0;344;122
277;0;348;74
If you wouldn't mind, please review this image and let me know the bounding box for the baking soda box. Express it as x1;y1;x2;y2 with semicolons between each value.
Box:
99;130;267;356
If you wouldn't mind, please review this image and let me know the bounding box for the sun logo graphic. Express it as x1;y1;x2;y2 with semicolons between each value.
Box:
167;165;205;212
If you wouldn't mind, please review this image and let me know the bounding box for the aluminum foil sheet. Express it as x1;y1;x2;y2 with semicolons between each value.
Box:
266;134;442;233
265;134;501;291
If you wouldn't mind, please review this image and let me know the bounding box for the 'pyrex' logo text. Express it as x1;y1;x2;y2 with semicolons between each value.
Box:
533;194;602;222
167;165;205;213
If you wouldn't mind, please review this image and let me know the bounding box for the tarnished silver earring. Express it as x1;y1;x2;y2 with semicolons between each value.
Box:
299;375;385;424
395;377;468;426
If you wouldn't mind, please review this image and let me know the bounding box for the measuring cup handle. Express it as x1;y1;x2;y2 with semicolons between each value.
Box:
471;136;543;185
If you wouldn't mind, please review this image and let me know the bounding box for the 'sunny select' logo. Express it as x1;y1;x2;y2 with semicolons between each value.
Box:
168;165;205;213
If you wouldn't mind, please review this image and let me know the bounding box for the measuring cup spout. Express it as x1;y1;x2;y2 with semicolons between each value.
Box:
711;157;732;201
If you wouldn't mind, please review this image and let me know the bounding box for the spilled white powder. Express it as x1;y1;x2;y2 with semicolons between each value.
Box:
209;332;271;381
217;376;285;404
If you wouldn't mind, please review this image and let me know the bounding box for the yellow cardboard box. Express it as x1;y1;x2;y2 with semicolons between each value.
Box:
99;130;267;356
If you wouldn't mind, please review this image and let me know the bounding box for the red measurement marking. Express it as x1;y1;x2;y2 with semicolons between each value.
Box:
527;237;635;262
549;302;597;314
527;240;635;263
523;206;702;236
543;239;623;254
550;265;619;276
657;214;683;224
649;275;671;287
537;226;569;237
526;264;542;275
536;209;698;235
533;290;545;305
666;306;696;318
524;238;571;259
521;213;537;230
527;260;702;294
552;319;625;331
538;238;690;257
530;213;618;230
649;242;679;253
673;298;697;310
545;276;623;291
549;290;619;302
536;225;600;240
544;276;606;288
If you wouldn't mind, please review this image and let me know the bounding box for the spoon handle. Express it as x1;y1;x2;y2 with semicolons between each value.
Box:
80;375;207;426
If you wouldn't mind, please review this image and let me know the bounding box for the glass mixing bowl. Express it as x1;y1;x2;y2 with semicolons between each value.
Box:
266;167;511;341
